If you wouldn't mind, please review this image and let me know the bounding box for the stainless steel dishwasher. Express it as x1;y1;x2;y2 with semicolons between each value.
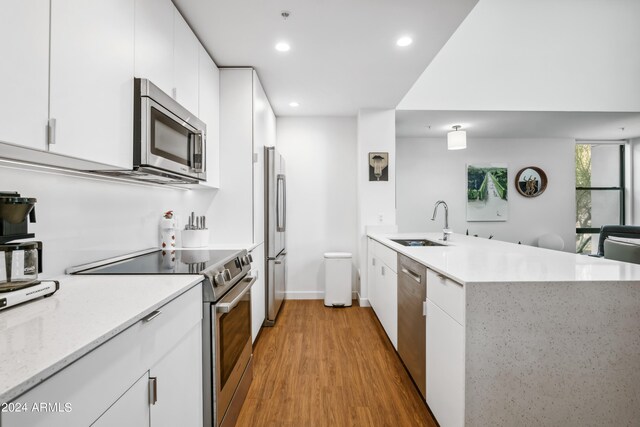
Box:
397;253;427;398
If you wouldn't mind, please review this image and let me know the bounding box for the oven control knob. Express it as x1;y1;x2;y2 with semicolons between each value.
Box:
223;269;232;282
234;258;242;268
214;272;225;286
241;255;251;266
247;254;253;263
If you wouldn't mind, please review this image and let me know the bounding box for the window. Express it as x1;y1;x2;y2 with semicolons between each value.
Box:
575;143;625;254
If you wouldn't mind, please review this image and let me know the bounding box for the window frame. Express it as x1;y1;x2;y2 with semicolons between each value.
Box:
575;143;625;236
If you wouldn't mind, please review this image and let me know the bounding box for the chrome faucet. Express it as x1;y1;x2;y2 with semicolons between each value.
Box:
431;200;452;241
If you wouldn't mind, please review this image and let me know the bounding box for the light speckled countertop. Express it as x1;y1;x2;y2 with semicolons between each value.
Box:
0;274;202;403
369;232;640;283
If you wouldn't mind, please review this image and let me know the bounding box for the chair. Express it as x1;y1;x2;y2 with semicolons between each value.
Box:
596;225;640;256
603;239;640;264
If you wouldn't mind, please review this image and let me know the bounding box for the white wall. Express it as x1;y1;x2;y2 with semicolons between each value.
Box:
276;117;358;299
398;0;640;112
356;109;396;303
0;164;216;277
396;137;576;249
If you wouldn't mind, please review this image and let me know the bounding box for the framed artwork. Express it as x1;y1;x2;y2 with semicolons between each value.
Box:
467;164;508;221
515;166;547;197
369;152;389;181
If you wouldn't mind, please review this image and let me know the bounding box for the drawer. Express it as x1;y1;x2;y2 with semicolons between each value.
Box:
372;239;398;273
427;269;464;325
3;283;202;427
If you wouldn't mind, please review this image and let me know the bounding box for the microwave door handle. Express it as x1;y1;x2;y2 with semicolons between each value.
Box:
190;131;204;173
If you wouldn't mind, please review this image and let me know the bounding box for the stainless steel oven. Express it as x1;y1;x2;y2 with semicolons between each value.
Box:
211;274;255;427
133;78;206;182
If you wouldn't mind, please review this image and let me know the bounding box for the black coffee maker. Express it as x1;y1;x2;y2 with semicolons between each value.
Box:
0;192;57;310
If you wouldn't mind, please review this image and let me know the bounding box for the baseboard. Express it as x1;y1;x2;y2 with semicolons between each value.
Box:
284;291;323;300
357;292;370;307
284;291;360;300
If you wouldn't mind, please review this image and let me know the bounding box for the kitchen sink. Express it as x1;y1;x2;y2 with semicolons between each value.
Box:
391;239;444;247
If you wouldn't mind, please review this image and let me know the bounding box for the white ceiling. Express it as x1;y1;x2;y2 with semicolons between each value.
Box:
173;0;478;116
396;111;640;140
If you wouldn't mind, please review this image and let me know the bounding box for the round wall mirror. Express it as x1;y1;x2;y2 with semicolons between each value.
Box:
515;166;547;197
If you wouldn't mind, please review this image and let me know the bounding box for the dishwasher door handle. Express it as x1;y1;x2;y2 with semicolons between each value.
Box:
401;266;422;283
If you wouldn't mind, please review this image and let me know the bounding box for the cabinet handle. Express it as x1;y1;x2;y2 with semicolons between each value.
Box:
149;377;157;405
48;118;56;145
372;258;376;266
142;310;161;322
423;301;427;316
381;266;385;276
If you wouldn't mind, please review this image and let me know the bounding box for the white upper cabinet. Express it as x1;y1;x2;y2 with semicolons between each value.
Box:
49;0;134;169
134;0;174;96
173;9;200;116
198;45;220;189
252;73;275;242
0;1;50;150
134;1;200;116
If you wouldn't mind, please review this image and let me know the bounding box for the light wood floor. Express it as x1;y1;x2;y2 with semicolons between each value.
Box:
236;300;437;427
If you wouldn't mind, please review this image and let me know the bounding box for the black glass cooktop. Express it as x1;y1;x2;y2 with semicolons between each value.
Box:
75;249;241;275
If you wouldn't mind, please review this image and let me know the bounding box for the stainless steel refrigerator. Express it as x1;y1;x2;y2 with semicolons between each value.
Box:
264;146;287;326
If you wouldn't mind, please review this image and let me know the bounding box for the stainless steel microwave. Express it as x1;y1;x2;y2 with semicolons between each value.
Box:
132;78;206;183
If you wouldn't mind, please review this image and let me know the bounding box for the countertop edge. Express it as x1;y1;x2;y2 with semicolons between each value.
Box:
0;276;203;403
367;233;469;285
367;232;640;285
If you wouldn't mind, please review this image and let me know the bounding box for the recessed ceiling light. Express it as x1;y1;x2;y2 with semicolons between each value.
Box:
289;101;299;107
275;42;291;52
396;36;413;47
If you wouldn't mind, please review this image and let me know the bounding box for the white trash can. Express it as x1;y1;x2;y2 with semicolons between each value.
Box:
324;252;352;307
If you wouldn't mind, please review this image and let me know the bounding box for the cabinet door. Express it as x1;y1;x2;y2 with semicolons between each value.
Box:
134;0;174;95
49;0;134;169
250;243;266;342
380;265;398;349
92;373;150;427
173;8;200;115
149;323;203;427
0;1;49;150
426;299;464;427
367;251;378;313
198;46;220;189
252;72;275;242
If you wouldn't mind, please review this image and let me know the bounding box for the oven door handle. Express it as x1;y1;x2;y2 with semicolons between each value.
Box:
216;275;256;313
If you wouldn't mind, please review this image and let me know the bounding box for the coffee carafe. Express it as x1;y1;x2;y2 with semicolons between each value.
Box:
0;192;43;292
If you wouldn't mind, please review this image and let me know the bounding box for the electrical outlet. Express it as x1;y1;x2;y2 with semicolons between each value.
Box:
378;213;384;222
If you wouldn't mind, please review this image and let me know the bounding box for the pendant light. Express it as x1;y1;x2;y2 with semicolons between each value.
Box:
447;125;466;150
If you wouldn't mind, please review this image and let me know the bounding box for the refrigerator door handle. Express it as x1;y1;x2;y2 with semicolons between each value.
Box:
276;174;286;232
282;175;287;232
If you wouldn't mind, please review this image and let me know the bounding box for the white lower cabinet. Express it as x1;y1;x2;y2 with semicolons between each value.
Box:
92;373;151;427
367;249;379;313
379;264;398;349
426;299;464;427
250;243;266;343
2;284;203;427
367;239;398;349
149;324;203;427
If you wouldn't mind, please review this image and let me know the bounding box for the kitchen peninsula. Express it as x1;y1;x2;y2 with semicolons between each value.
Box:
368;232;640;426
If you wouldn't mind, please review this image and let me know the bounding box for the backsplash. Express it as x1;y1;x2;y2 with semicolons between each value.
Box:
0;164;216;277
